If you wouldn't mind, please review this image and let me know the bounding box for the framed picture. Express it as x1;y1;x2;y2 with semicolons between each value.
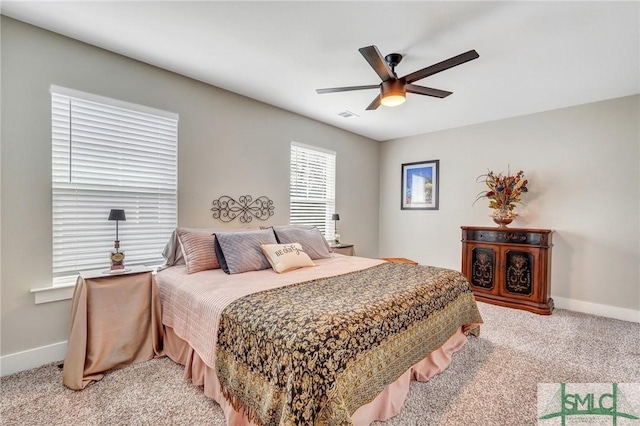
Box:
401;160;439;210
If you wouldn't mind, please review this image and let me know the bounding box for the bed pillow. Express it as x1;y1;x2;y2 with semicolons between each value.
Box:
272;227;332;260
264;225;333;253
176;229;220;274
214;228;278;274
260;243;315;273
162;227;253;267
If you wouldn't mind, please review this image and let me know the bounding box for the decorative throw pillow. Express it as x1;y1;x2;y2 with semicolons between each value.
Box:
264;225;333;253
272;227;332;260
163;227;253;267
260;243;315;273
176;229;220;274
214;228;278;274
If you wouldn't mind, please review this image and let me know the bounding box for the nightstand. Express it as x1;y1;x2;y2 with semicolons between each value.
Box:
330;243;355;256
381;257;418;265
63;266;163;390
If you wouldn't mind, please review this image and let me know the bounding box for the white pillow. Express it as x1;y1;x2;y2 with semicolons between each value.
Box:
260;243;315;273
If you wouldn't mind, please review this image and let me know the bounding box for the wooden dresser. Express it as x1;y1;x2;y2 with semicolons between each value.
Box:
330;243;355;256
461;226;554;315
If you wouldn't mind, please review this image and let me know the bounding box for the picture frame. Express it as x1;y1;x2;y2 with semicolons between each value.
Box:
401;160;439;210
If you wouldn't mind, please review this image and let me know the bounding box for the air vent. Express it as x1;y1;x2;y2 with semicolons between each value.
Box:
338;110;359;119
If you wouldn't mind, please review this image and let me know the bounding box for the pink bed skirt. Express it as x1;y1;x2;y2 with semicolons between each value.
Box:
164;326;468;425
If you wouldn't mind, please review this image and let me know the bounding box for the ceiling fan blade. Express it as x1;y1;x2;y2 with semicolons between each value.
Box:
366;95;382;110
406;84;452;98
359;46;394;81
316;85;379;94
403;50;479;84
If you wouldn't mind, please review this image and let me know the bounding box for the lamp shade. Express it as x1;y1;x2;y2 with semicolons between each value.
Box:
331;214;340;221
108;209;126;221
380;80;406;107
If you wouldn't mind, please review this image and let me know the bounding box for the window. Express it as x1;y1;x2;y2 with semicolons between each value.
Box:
51;86;178;285
289;142;336;239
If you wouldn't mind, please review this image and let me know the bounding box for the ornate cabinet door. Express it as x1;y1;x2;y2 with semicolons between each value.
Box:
461;226;553;315
464;244;499;296
500;247;540;300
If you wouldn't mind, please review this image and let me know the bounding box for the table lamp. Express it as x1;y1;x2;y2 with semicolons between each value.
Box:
331;213;340;243
108;209;126;270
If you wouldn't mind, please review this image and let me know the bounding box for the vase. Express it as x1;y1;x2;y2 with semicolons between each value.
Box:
491;207;515;228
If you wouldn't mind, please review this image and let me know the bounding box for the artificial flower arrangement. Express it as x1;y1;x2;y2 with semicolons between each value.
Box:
474;169;529;221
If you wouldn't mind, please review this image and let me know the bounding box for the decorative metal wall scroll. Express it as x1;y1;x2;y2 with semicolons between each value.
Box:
211;195;274;223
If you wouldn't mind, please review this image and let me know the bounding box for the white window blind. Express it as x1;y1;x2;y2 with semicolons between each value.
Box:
289;142;336;238
51;86;178;284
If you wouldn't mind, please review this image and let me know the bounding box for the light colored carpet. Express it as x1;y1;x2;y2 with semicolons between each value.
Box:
2;302;639;425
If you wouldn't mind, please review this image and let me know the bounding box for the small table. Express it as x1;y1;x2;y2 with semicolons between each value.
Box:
330;243;355;256
62;266;163;390
381;257;419;265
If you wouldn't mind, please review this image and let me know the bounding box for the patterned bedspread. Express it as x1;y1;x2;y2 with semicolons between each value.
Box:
216;262;483;426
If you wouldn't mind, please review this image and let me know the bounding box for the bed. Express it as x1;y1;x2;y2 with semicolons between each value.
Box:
156;227;483;426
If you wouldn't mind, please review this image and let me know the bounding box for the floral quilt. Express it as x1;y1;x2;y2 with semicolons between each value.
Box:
216;262;483;426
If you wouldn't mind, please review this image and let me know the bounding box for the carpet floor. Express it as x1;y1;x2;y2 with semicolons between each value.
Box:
1;302;638;425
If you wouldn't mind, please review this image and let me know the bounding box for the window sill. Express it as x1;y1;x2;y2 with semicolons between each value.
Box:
31;284;75;304
30;264;160;305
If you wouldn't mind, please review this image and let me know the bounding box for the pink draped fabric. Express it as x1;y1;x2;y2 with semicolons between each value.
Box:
164;325;468;426
63;270;164;390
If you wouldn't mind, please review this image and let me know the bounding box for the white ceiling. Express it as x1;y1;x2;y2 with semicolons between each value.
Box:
2;1;639;141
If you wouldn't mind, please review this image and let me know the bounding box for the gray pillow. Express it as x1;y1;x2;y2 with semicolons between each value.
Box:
214;228;278;274
266;225;333;253
162;227;252;267
273;227;332;260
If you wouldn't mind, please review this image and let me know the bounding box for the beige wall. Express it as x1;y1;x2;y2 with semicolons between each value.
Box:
2;15;639;361
0;17;380;356
379;95;640;314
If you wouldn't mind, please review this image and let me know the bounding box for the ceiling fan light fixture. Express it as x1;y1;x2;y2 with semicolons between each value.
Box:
381;94;406;107
380;79;406;107
316;45;478;110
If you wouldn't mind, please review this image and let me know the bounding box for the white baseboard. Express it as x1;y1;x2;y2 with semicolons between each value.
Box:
553;296;640;323
0;341;67;377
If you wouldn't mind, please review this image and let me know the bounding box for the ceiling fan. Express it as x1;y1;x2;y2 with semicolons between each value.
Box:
316;45;479;110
